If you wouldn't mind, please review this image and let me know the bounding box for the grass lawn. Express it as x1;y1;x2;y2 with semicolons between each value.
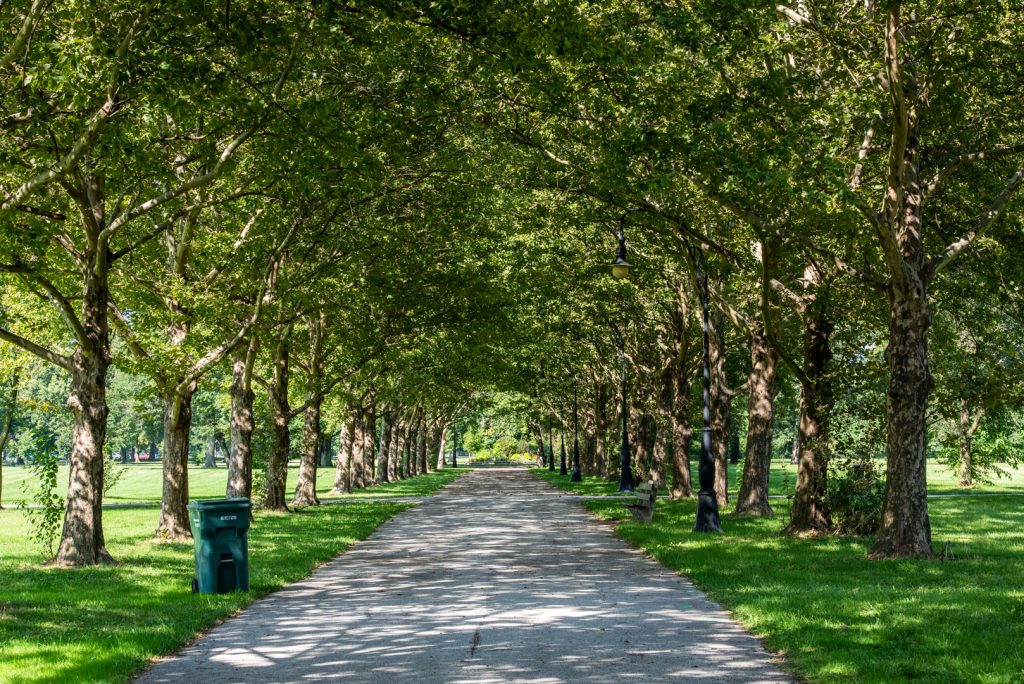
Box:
2;463;468;506
531;459;1024;498
575;495;1024;684
0;468;465;684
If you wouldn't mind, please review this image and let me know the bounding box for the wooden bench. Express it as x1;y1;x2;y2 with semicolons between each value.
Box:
624;480;656;523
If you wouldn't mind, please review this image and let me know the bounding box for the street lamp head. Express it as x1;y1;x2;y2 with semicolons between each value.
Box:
611;231;631;279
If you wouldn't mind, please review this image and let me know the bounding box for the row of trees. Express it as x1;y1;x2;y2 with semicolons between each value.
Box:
2;1;1022;565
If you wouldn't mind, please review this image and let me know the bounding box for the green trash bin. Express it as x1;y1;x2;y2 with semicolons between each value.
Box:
187;498;251;594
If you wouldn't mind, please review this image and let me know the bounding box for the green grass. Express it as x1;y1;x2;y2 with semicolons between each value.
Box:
553;484;1024;683
530;459;1024;497
0;468;465;683
2;463;468;506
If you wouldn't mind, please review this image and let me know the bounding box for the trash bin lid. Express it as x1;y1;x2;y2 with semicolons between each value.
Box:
187;497;252;511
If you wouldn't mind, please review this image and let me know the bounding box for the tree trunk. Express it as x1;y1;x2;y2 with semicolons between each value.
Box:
378;414;393;483
531;420;545;467
729;425;741;464
54;263;114;566
204;432;217;468
957;400;983;488
362;400;376;484
959;403;973;488
156;385;195;540
331;416;354;494
429;423;443;473
594;383;612;478
640;412;660;487
401;422;413;478
292;396;322;506
0;375;18;510
789;423;801;465
417;420;428;476
652;367;674;490
350;410;366;489
264;336;291;510
710;311;729;506
785;292;833;535
409;415;423;477
735;330;778;516
319;433;333;468
226;345;256;499
670;348;693;500
871;289;935;557
436;424;448;470
388;418;403;481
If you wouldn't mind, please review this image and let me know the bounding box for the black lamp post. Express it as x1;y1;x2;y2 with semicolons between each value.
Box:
570;374;582;482
689;243;722;533
609;212;636;493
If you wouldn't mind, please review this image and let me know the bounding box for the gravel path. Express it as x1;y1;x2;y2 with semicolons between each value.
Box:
136;468;791;683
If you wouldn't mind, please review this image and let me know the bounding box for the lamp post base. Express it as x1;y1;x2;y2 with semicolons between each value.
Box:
693;490;723;532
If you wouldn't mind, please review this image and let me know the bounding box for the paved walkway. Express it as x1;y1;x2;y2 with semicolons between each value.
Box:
137;469;790;683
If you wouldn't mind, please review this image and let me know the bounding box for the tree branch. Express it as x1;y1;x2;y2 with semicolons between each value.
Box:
0;328;72;371
930;165;1024;276
922;143;1024;208
0;0;47;71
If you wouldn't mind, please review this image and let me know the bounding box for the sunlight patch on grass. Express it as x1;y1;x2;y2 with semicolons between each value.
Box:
580;494;1024;684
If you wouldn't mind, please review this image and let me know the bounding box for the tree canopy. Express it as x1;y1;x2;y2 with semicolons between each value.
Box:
2;0;1023;564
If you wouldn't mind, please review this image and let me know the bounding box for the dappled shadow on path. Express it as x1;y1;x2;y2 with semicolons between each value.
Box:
136;469;789;683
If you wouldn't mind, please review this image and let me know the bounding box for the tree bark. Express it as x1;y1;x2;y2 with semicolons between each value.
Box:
594;383;612;478
436;424;448;470
531;420;545;468
670;384;694;500
789;423;801;465
785;287;833;535
330;415;354;494
957;400;983;488
319;433;333;468
204;431;217;468
871;288;935;557
362;398;376;484
710;311;729;506
156;384;195;540
641;412;661;487
652;366;673;490
292;396;322;506
226;344;256;498
735;329;778;516
54;261;113;566
378;413;393;483
388;417;403;481
729;425;741;464
670;295;694;500
429;422;443;473
264;335;291;510
868;8;936;557
0;374;18;510
417;419;428;476
401;421;414;478
350;409;366;489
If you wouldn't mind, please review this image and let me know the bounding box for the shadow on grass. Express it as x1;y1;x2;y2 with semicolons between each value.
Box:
317;468;469;499
583;496;1024;683
0;503;410;684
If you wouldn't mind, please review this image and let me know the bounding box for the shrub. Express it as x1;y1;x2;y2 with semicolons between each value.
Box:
826;457;886;536
17;438;64;559
103;458;127;496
